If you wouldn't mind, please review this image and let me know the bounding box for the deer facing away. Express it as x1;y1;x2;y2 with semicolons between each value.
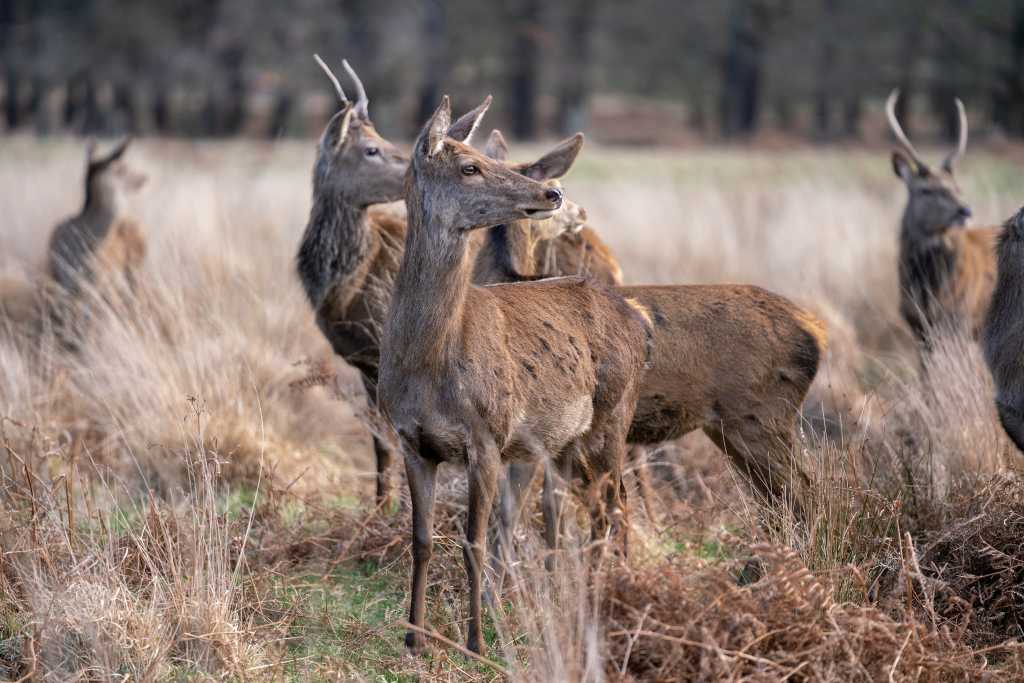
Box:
47;137;146;298
378;96;652;655
887;89;998;351
984;207;1024;452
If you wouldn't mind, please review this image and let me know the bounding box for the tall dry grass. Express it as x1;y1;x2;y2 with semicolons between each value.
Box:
1;136;1023;680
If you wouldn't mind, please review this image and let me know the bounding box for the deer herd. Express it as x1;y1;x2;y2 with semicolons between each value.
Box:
7;55;1024;656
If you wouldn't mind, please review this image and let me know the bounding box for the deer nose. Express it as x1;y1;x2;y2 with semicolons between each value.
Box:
958;206;972;219
544;187;563;206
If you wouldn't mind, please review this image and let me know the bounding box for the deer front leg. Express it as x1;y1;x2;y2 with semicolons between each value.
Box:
464;441;500;655
404;447;438;653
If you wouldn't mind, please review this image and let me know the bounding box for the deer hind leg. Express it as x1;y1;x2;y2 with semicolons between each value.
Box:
579;423;630;558
489;460;542;599
464;441;500;655
403;447;438;653
628;445;660;523
541;461;565;571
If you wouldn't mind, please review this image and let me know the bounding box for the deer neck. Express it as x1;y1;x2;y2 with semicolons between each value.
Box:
472;220;537;284
79;181;121;240
899;214;958;299
388;190;475;371
297;192;372;309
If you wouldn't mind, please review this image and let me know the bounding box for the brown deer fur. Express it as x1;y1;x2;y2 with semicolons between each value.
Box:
886;90;997;350
476;132;825;541
47;138;147;307
378;96;651;655
983;207;1024;452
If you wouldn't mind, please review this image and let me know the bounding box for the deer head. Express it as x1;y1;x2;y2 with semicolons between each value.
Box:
887;89;972;244
408;96;564;237
482;129;586;240
84;137;147;210
312;55;407;207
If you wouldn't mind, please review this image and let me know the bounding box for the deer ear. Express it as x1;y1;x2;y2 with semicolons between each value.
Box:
519;133;584;180
321;106;354;153
103;135;132;164
447;95;492;145
483;129;509;162
892;150;917;183
422;95;451;157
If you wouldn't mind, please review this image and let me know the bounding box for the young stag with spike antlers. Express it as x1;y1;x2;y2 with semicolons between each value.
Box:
984;207;1024;452
886;89;998;352
378;96;652;655
295;56;410;506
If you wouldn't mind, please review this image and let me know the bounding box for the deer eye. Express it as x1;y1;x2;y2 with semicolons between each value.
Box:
365;147;379;157
461;164;479;176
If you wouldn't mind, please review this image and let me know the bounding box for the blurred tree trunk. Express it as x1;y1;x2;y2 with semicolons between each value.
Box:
507;0;543;138
113;82;138;134
814;0;838;139
415;0;447;135
992;2;1024;136
842;95;862;138
268;89;293;139
719;0;765;138
555;0;599;136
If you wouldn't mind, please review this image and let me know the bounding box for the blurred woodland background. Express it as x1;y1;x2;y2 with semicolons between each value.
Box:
4;0;1024;144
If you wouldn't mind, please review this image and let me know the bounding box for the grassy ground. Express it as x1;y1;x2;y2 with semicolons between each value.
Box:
2;136;1024;680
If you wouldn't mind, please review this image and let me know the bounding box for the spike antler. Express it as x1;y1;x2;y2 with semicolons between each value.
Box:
314;54;348;104
342;59;369;120
886;89;926;170
943;98;968;172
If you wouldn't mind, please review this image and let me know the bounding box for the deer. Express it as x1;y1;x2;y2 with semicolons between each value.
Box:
297;57;607;508
295;56;410;507
471;131;826;566
46;137;147;338
378;95;653;656
983;207;1024;452
886;89;998;353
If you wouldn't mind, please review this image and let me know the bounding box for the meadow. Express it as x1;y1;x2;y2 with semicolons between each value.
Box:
2;135;1023;681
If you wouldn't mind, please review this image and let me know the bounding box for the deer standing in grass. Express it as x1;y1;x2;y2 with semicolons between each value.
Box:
472;131;826;561
984;207;1024;452
378;96;652;655
297;57;602;507
295;57;409;507
887;90;998;352
47;138;147;310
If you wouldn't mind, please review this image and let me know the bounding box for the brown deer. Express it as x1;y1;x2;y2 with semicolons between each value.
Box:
47;137;147;300
983;207;1024;452
378;95;652;655
473;132;826;559
296;61;604;507
886;89;998;351
295;56;410;506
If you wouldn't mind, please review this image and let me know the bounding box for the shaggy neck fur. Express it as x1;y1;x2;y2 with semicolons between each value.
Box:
296;189;371;310
988;221;1024;342
899;212;957;312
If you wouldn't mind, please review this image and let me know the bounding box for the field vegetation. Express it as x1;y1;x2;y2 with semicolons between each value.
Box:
2;137;1023;681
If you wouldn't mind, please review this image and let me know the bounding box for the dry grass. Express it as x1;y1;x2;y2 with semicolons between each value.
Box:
1;135;1023;680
